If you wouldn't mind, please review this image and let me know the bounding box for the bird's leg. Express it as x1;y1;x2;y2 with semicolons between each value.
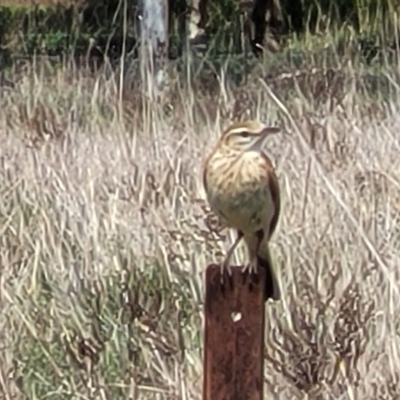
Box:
220;230;244;285
242;229;264;276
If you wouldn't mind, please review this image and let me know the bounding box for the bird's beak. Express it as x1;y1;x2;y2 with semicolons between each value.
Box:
252;126;280;150
261;126;281;135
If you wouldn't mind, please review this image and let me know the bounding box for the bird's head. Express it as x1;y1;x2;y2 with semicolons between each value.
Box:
219;120;280;153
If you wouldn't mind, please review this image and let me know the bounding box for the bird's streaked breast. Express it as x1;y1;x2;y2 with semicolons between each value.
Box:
204;149;274;232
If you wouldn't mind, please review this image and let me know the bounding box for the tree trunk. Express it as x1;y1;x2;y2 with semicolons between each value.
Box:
251;0;281;56
138;0;169;98
186;0;208;42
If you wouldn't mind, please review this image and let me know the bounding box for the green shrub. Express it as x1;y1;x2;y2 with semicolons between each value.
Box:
0;0;397;59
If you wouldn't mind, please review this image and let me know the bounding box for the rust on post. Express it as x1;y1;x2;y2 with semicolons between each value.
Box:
203;264;266;400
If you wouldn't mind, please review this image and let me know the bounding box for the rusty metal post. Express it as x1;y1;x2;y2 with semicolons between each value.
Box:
203;264;266;400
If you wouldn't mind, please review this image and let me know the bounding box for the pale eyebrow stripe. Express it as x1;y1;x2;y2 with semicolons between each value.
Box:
227;128;257;135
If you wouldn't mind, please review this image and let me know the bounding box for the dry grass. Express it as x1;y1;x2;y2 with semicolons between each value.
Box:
1;53;400;400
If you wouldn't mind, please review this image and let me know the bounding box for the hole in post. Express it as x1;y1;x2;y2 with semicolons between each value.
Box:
231;311;242;322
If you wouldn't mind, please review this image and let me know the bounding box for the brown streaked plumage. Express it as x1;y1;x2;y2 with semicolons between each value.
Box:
203;120;281;302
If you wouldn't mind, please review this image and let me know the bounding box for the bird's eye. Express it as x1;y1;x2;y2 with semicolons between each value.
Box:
240;131;250;138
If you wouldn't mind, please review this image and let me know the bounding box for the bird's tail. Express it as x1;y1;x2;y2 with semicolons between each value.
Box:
257;243;280;302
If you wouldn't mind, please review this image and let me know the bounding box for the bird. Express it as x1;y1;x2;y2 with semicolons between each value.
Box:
202;120;281;302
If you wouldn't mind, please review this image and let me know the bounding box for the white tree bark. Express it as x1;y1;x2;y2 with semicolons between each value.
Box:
186;0;207;41
138;0;169;98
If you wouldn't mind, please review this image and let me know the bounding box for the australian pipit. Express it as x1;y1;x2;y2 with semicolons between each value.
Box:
203;120;281;301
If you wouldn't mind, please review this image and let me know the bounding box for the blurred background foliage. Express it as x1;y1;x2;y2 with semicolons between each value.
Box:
0;0;397;62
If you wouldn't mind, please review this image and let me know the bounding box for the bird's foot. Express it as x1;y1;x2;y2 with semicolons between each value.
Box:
241;258;261;289
241;258;259;276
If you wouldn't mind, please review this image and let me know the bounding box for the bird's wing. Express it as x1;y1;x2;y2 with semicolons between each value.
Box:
261;151;281;239
202;153;211;195
202;146;213;191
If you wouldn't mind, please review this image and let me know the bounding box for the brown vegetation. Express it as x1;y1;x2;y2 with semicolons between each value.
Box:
0;43;400;398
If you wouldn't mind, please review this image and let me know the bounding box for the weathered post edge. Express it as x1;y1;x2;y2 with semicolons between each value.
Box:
203;264;266;400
